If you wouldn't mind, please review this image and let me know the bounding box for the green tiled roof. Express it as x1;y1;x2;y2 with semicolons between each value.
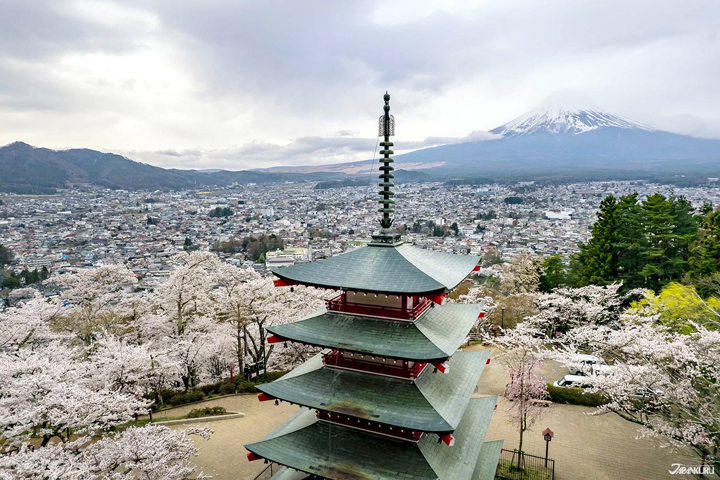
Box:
246;409;438;480
272;243;479;294
472;440;504;480
266;303;483;361
245;396;498;480
257;350;490;432
418;396;497;480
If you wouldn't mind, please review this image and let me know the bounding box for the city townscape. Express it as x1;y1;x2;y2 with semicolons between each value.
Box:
2;180;718;289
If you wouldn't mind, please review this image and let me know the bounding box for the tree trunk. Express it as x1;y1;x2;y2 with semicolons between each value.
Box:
236;320;245;379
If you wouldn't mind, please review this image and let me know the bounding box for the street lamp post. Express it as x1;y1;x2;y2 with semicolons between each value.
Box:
501;307;505;329
542;428;554;468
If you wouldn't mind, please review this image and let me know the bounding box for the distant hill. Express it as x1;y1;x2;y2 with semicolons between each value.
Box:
0;142;340;193
313;169;431;190
6;102;720;193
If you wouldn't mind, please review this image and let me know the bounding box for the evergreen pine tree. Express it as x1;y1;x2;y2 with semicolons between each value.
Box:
690;208;720;280
613;193;645;289
639;193;675;291
539;255;566;292
666;196;700;280
576;195;619;285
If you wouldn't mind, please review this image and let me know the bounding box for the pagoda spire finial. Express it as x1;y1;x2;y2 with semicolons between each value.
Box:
373;91;399;244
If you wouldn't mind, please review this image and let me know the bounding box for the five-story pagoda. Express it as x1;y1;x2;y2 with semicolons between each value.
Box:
245;93;502;480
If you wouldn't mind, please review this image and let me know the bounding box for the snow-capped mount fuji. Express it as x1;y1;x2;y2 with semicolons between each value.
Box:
257;96;720;183
490;105;654;137
384;101;720;181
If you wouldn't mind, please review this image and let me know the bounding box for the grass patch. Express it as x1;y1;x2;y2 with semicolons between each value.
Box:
496;460;552;480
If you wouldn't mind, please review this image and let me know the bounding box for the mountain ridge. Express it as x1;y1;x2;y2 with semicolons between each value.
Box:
2;105;719;193
0;141;341;194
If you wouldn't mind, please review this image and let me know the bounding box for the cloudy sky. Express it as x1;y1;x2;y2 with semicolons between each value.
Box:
2;0;720;170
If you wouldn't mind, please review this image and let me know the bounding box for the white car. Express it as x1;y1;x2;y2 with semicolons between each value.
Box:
568;354;606;375
634;387;665;399
552;374;589;388
590;364;615;376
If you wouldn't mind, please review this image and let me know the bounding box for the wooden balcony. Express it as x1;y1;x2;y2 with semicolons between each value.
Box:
322;350;427;379
325;293;432;320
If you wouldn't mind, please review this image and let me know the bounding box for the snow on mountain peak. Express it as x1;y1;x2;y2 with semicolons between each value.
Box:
490;102;654;137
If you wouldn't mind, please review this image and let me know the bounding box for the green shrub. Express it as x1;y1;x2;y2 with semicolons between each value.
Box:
546;384;608;407
233;379;257;393
260;371;288;383
168;389;206;406
187;406;227;418
157;389;178;405
184;389;205;403
199;384;218;396
219;382;236;395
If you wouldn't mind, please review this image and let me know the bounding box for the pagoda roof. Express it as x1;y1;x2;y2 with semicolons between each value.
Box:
271;243;479;294
266;302;483;361
245;395;499;480
472;440;504;480
257;350;490;432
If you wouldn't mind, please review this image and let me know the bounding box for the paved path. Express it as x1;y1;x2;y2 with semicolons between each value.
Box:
165;346;702;479
164;394;299;479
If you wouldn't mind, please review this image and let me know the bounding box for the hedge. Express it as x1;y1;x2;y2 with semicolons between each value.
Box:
546;384;608;407
147;371;289;409
188;406;227;418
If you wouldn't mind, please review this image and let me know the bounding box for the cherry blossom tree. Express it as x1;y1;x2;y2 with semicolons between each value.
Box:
146;252;223;390
210;263;263;376
495;283;720;466
500;253;545;295
232;278;329;372
0;284;214;479
502;349;550;456
81;425;213;479
450;285;496;333
51;265;138;345
6;286;39;307
0;341;148;448
88;335;184;417
518;283;643;338
0;425;212;479
0;293;64;351
557;315;720;464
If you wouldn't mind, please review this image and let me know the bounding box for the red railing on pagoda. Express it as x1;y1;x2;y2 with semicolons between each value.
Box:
316;410;423;441
322;350;427;378
325;293;432;320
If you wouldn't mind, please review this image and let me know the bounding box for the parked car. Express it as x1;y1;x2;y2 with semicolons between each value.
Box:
568;354;606;375
634;387;665;399
590;364;616;376
552;374;590;388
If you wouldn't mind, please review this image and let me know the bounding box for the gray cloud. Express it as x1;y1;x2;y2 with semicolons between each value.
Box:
1;0;720;168
124;130;500;170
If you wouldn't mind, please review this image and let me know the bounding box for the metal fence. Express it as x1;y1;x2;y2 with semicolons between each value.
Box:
252;462;282;480
496;448;555;480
